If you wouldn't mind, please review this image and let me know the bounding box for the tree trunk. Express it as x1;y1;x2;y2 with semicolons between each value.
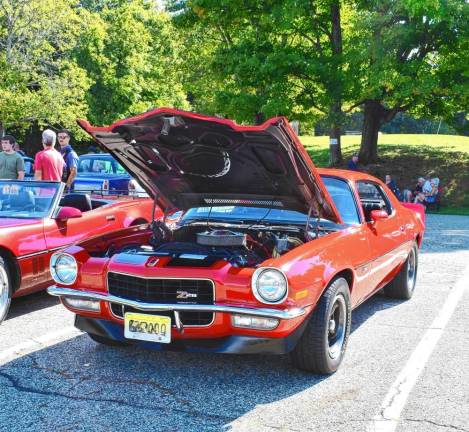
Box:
23;121;42;157
359;101;381;163
328;2;343;166
254;112;265;125
329;123;342;166
359;100;400;164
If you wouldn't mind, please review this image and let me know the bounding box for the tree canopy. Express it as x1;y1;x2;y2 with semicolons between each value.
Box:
349;0;469;161
0;0;466;162
0;0;90;136
75;0;189;126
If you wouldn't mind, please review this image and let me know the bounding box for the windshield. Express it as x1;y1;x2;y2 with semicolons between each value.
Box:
181;206;311;225
78;156;126;175
181;176;360;226
0;181;61;218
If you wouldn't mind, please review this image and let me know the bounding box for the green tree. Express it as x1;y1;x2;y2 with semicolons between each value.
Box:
169;0;354;165
349;0;469;163
75;0;189;126
0;0;91;137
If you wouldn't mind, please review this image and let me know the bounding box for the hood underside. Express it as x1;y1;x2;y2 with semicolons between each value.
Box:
78;108;341;223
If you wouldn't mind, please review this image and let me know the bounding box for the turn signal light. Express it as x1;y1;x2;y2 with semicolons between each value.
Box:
232;314;279;330
63;297;101;312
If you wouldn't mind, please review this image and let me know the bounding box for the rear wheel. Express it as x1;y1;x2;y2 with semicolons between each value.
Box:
290;277;351;374
88;333;128;347
0;256;12;324
384;244;418;300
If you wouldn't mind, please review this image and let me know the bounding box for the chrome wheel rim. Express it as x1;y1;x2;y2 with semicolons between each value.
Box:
0;265;10;321
407;248;417;292
328;294;346;360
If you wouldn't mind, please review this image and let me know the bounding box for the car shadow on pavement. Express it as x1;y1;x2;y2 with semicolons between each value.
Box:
351;291;403;332
6;291;60;320
0;293;406;432
0;333;328;431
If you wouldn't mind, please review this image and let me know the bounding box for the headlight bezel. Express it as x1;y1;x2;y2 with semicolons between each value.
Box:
252;267;289;304
50;252;78;285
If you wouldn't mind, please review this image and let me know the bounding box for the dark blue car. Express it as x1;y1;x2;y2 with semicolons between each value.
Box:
23;156;35;179
72;154;131;195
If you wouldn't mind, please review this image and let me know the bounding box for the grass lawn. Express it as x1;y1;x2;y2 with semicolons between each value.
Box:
299;134;469;215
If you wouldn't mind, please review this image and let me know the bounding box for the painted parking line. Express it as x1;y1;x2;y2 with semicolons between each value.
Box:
0;326;82;366
367;257;469;432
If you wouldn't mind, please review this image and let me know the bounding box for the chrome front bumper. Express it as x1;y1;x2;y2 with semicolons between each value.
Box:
47;286;307;320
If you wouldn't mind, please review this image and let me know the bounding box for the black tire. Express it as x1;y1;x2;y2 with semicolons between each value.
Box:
0;256;12;325
290;277;352;374
88;332;128;347
384;244;418;300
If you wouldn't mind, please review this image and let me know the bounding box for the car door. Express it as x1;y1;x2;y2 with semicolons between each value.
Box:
355;180;407;296
43;199;120;251
12;221;49;292
321;176;374;305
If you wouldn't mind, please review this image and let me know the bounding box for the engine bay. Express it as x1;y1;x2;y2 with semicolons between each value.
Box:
109;221;335;268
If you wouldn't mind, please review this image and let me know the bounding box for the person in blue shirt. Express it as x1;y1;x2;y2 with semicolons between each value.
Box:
347;154;359;171
385;174;403;201
58;129;79;191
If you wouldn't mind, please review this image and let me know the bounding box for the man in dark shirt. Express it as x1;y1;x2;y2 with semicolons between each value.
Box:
347;155;359;171
58;129;79;191
385;175;403;201
403;177;425;202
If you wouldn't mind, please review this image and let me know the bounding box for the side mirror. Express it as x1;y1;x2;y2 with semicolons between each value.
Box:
370;209;389;222
56;206;82;222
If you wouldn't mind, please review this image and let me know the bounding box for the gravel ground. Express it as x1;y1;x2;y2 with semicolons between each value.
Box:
0;213;468;432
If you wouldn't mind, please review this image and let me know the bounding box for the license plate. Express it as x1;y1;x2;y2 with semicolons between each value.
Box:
74;182;103;192
124;313;171;343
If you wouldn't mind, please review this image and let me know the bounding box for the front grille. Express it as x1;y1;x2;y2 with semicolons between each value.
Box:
110;304;214;326
107;272;215;305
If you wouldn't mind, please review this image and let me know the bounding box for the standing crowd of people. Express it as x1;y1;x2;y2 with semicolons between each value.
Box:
0;129;79;191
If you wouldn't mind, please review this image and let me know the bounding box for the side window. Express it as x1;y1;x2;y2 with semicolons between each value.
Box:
78;159;91;173
357;181;393;221
115;162;126;174
91;159;113;173
322;177;360;225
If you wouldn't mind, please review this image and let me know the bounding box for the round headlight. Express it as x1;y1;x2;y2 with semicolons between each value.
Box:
252;268;288;304
50;253;78;285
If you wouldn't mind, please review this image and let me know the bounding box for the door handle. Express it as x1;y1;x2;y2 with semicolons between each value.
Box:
106;215;116;221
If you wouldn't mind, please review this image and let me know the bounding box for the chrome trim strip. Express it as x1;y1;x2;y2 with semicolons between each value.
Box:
18;246;73;260
47;286;306;320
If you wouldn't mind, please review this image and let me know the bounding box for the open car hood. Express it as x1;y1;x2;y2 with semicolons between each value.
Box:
78;108;341;223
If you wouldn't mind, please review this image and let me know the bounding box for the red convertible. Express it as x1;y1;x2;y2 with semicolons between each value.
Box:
0;181;158;324
48;109;425;374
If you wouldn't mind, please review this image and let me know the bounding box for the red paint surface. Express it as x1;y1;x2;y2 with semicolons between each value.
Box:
58;170;425;341
7;197;158;298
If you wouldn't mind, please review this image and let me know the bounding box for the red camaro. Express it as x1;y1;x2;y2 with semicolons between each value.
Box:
48;109;425;374
0;181;158;324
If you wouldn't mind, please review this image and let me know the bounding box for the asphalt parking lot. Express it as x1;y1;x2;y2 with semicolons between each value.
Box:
1;214;468;432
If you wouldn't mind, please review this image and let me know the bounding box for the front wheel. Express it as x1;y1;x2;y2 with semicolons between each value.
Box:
0;256;12;324
384;244;418;300
290;277;351;374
